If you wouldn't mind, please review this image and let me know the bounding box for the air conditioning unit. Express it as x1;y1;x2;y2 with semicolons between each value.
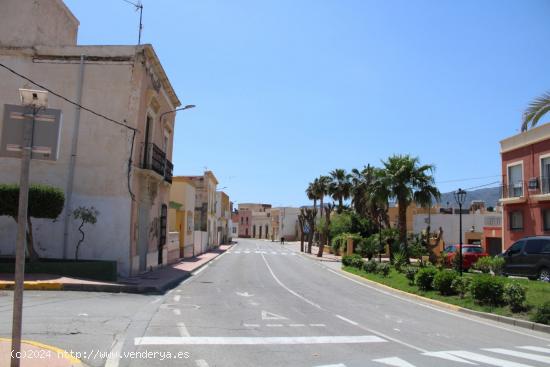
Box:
528;178;539;190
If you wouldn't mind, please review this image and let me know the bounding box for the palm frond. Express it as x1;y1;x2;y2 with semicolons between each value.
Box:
522;91;550;132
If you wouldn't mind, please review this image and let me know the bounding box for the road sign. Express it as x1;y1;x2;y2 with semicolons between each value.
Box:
1;104;62;161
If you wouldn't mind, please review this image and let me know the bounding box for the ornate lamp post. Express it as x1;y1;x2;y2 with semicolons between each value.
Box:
454;188;467;276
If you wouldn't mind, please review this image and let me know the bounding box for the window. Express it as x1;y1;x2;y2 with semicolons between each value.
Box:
241;217;244;225
525;239;549;254
508;163;523;197
464;247;482;253
507;240;524;255
542;156;550;194
543;209;550;231
509;211;523;231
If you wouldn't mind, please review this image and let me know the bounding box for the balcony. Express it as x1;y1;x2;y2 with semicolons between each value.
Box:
141;143;173;183
500;181;526;204
527;176;550;202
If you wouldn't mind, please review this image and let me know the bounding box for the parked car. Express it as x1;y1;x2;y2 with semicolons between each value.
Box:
500;236;550;280
444;244;488;270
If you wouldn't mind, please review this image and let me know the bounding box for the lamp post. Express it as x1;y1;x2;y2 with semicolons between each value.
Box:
454;188;467;276
160;104;196;123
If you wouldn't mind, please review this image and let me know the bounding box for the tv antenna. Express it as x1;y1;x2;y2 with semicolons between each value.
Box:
122;0;144;45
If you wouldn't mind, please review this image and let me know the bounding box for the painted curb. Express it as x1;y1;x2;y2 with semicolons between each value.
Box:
0;282;63;291
289;247;550;334
0;337;85;366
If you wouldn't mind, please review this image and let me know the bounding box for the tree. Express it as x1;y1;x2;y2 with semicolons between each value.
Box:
317;203;334;257
302;207;317;254
306;179;319;213
298;210;306;252
0;184;64;261
72;206;99;260
521;91;550;132
329;169;352;213
374;155;440;255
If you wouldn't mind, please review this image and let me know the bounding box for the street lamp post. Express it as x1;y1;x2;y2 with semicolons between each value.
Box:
159;104;196;123
454;188;467;276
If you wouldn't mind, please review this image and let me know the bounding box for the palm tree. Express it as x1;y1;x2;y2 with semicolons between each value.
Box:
316;175;330;212
329;169;352;213
374;155;440;254
351;165;379;219
521;91;550;132
306;179;319;212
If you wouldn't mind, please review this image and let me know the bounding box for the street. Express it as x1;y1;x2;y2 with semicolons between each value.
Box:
2;238;550;367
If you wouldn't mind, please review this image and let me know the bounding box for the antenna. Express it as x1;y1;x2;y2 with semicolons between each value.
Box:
122;0;144;45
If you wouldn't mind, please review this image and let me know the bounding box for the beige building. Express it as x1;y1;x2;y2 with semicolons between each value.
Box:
177;171;218;253
216;191;231;245
0;0;181;276
169;177;196;258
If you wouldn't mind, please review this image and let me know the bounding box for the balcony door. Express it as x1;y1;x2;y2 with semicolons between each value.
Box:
542;157;550;194
142;115;153;167
508;163;523;197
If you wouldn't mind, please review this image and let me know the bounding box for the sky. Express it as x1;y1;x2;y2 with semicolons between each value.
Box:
64;0;550;207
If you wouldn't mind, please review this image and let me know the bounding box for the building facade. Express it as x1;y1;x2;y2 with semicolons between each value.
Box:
0;0;180;276
500;122;550;249
169;177;196;258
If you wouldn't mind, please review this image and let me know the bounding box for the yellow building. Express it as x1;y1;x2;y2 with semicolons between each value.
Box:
169;177;196;258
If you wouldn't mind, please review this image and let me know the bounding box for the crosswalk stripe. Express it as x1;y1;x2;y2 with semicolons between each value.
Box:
445;351;535;367
484;348;550;364
519;346;550;354
373;357;416;367
422;351;477;365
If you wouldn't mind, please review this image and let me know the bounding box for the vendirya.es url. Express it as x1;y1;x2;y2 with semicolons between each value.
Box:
12;349;191;361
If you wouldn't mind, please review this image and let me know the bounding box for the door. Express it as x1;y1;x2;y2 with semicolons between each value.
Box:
504;240;525;275
137;204;149;272
542;157;550;193
158;204;167;264
523;238;548;277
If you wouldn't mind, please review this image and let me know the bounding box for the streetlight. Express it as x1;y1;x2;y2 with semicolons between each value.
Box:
454;188;467;276
159;104;196;122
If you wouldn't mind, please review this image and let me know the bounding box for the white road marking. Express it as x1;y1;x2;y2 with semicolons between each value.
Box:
236;292;254;297
336;314;359;326
519;346;550;354
289;324;305;327
173;295;181;302
422;351;477;364
310;324;326;327
105;335;126;367
192;265;208;275
326;268;550;343
261;310;288;320
195;360;209;367
393;328;400;332
243;323;260;328
235;251;241;254
373;357;416;367
444;350;535;367
173;308;181;316
484;348;550;364
314;364;346;367
177;322;190;337
135;335;387;345
78;313;88;317
266;324;283;327
261;253;322;309
244;250;251;254
281;252;288;255
271;251;278;254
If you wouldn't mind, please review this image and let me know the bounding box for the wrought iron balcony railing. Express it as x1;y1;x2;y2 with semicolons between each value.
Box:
141;143;173;183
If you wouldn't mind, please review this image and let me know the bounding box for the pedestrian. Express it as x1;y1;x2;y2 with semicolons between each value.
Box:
280;237;285;244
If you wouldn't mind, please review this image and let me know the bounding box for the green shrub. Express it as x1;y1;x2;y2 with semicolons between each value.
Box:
393;251;408;272
432;270;459;295
350;256;365;269
377;262;391;277
342;254;357;267
503;282;527;313
451;277;471;299
363;260;378;273
415;266;438;291
404;266;418;285
531;301;550;325
473;256;492;274
470;275;505;306
451;251;462;272
491;256;505;276
0;184;64;219
357;236;378;260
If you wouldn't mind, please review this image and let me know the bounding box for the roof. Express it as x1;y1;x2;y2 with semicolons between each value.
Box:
500;121;550;154
142;44;181;108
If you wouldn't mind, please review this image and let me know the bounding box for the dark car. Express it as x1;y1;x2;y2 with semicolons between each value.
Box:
501;236;550;280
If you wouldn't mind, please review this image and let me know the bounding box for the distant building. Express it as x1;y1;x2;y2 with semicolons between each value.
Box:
169;177;196;258
500;122;550;249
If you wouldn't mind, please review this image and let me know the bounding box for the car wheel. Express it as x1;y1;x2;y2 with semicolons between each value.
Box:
539;267;550;282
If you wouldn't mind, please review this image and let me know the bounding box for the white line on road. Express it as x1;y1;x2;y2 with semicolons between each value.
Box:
335;314;359;326
289;324;305;327
195;359;209;367
373;357;416;367
192;265;208;276
310;324;326;327
173;308;181;316
177;322;190;337
261;253;322;309
483;348;550;364
519;346;550;354
444;350;535;367
105;335;125;367
135;335;387;345
243;323;260;328
422;351;477;365
266;324;283;327
173;295;181;302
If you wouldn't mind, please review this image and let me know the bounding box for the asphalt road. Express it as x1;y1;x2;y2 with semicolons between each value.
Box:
1;237;550;367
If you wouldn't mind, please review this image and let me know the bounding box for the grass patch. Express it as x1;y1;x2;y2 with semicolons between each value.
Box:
343;265;550;321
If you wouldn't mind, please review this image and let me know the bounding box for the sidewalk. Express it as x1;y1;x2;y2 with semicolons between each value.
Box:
0;338;84;367
0;244;232;294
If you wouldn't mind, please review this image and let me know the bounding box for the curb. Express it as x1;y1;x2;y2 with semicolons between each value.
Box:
0;245;233;295
289;247;550;334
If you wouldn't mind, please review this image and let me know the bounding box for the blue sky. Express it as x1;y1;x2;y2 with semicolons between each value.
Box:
65;0;550;207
